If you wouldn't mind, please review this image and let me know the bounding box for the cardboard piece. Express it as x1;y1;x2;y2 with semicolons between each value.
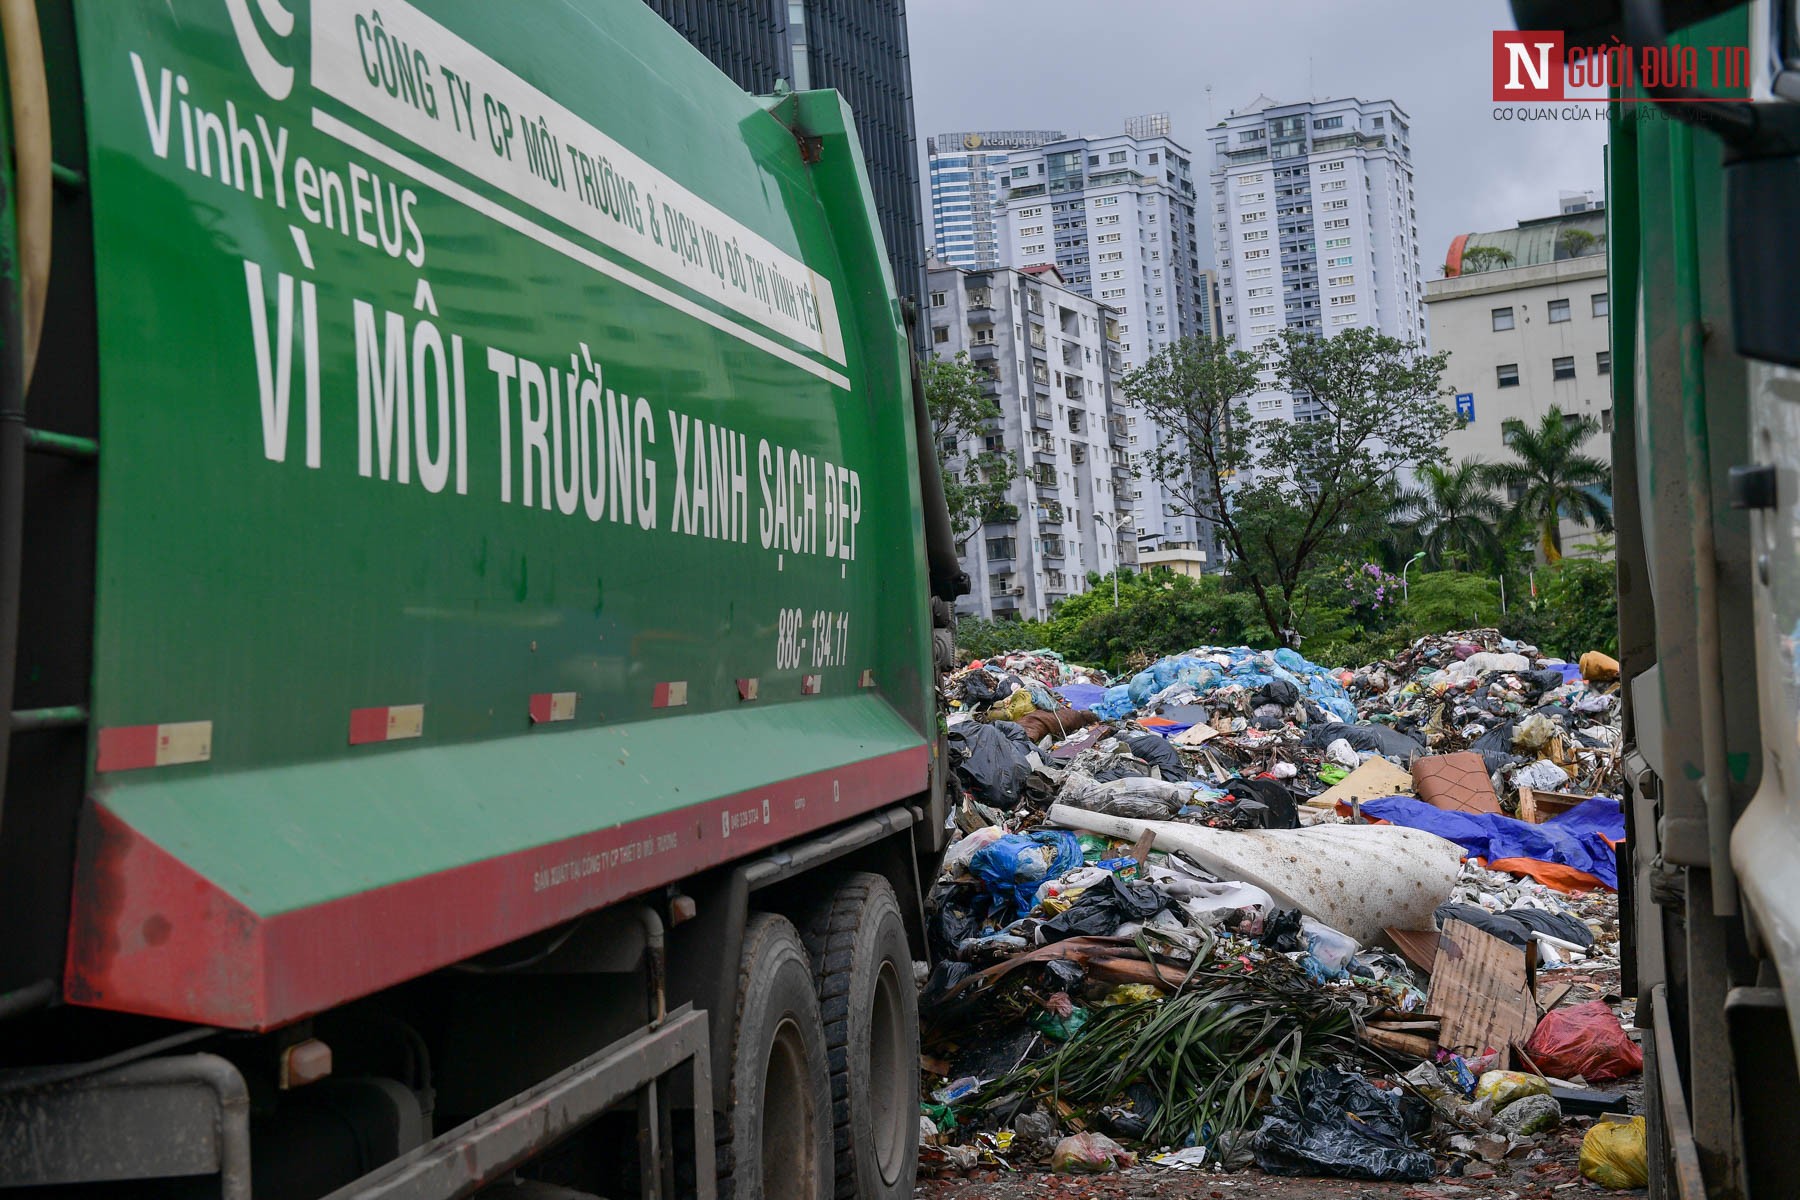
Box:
1310;755;1414;810
1427;918;1539;1067
1411;751;1502;814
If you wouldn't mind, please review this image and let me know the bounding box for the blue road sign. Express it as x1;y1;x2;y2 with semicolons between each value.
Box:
1455;392;1475;421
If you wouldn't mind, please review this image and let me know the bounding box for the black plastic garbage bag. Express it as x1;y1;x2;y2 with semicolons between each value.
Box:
960;670;1005;706
927;882;1001;961
1435;902;1595;950
1121;731;1191;781
918;959;974;1017
1302;721;1425;761
1526;668;1567;696
1469;721;1517;755
1260;908;1305;952
1039;875;1168;942
948;721;1036;808
1226;778;1301;829
1254;680;1301;708
1251;1067;1435;1182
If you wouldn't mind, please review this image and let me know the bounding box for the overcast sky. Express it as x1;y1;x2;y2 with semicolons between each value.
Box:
905;0;1606;274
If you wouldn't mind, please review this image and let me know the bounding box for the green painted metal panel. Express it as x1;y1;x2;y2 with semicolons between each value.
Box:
63;0;933;1017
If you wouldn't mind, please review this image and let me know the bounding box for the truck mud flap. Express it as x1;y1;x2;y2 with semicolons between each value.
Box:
326;1005;712;1200
1648;982;1707;1200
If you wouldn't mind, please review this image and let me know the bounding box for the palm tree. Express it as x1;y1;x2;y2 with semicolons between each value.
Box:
1392;460;1510;572
1486;408;1612;562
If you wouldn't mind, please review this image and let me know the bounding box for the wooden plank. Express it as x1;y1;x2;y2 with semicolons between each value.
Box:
1427;918;1539;1065
1387;926;1448;975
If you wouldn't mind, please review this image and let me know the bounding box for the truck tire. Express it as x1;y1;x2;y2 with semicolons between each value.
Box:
719;913;833;1200
803;873;920;1200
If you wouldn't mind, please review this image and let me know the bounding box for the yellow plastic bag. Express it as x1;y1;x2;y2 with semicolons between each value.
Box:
1475;1069;1550;1110
1098;983;1161;1006
1580;650;1621;682
1580;1115;1648;1189
987;687;1036;723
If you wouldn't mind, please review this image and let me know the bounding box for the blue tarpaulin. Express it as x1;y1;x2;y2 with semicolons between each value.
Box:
1356;795;1625;890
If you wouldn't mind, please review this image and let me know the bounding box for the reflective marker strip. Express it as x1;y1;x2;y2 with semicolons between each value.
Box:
801;675;823;695
737;678;759;701
96;721;213;772
529;692;578;723
652;682;688;709
859;669;876;688
349;705;425;745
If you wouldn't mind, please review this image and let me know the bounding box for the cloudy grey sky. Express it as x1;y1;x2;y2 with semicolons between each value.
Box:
905;0;1607;272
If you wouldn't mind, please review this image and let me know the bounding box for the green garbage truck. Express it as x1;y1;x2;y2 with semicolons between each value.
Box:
1516;0;1800;1193
0;3;963;1197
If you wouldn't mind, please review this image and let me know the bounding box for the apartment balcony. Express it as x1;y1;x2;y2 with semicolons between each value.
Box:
1033;475;1061;495
1038;506;1064;526
968;341;998;362
1112;464;1135;485
1064;380;1084;401
1224;145;1268;163
1031;406;1053;431
982;504;1020;527
966;305;998;326
1031;446;1056;466
990;592;1020;612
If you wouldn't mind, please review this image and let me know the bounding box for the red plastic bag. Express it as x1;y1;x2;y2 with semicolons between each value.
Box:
1525;1000;1643;1082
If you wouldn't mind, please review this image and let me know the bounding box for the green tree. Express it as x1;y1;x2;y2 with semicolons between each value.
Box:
1126;327;1455;646
1555;227;1601;259
1057;572;1266;671
1500;557;1618;659
1455;245;1516;275
1393;460;1510;572
1486;407;1612;562
923;352;1018;548
1404;570;1505;631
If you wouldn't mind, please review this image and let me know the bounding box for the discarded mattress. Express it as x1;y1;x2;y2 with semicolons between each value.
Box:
1353;795;1624;892
1044;804;1463;943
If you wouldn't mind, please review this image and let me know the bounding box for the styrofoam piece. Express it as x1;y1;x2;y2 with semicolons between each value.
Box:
1045;804;1463;943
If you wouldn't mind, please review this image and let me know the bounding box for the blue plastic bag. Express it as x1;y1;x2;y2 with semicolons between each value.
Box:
1094;685;1136;721
970;831;1084;917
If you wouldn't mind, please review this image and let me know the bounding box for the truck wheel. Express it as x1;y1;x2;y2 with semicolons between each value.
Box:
720;913;833;1200
803;873;920;1200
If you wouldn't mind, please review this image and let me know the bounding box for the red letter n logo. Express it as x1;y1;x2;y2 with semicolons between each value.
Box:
1493;31;1564;100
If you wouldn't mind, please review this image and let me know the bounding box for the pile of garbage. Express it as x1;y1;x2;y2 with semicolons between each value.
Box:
923;632;1641;1186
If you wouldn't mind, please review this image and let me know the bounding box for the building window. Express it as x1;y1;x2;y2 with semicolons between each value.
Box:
1592;291;1610;317
1548;298;1571;323
1314;117;1344;131
1552;355;1576;380
1596;349;1612;375
1095;195;1119;207
1319;179;1348;192
930;291;946;307
1328;274;1355;287
1097;232;1122;244
1497;362;1520;387
1324;237;1351;249
1243;230;1269;242
1491;306;1514;331
1328;293;1356;306
1323;218;1350;230
1248;286;1274;298
1327;255;1354;267
1244;247;1271;260
932;326;949;344
1018;206;1043;218
1601;407;1614;432
1241;210;1267;224
1148;152;1160;164
986;536;1016;559
1322;198;1349;210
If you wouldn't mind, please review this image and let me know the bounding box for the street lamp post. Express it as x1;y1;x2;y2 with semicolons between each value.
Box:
1401;551;1426;603
1093;513;1120;608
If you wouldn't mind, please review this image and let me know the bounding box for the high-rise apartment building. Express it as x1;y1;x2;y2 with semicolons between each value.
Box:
1208;96;1424;424
928;130;1067;269
642;0;927;331
927;263;1136;621
995;117;1208;554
